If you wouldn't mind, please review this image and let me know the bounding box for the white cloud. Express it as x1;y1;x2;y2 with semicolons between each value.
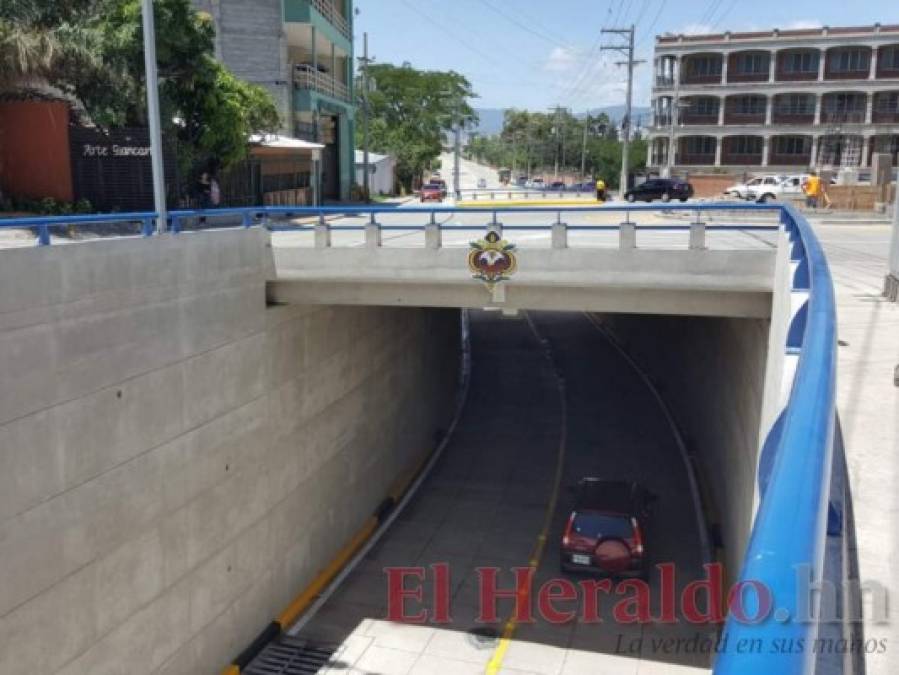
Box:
544;47;579;73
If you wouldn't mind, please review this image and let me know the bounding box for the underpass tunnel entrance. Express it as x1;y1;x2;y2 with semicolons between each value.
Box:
263;309;771;674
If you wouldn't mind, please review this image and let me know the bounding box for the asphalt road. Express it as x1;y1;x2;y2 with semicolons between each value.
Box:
276;311;712;675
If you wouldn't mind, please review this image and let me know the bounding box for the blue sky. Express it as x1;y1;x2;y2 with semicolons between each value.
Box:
352;0;897;111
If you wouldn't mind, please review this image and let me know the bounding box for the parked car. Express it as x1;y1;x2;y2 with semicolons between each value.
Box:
747;174;807;203
560;478;655;578
549;181;566;191
516;175;528;186
624;178;693;203
725;175;784;200
420;183;444;203
529;177;545;189
477;178;488;189
430;178;448;198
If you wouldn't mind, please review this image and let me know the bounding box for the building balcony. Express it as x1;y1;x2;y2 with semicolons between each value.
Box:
771;111;815;124
769;152;812;166
775;69;818;82
724;111;766;125
721;153;763;165
821;110;866;123
876;66;899;79
655;76;675;88
680;112;719;126
872;109;899;123
294;64;351;103
681;74;723;85
727;71;768;84
824;68;870;80
310;0;351;39
677;153;716;165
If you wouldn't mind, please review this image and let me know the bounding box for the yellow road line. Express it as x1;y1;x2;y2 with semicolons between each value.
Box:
486;314;567;675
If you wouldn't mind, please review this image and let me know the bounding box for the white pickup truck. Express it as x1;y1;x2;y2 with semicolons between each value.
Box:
725;175;784;200
746;175;808;203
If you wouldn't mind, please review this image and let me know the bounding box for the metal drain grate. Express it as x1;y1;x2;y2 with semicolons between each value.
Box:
244;637;338;675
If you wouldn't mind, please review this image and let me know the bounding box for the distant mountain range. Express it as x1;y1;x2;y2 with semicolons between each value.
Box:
472;105;653;137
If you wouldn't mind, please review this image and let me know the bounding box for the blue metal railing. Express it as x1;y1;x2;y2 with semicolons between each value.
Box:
714;204;837;674
0;203;838;674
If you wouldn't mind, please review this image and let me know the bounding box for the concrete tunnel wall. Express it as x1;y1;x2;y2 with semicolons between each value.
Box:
595;313;770;582
0;229;461;675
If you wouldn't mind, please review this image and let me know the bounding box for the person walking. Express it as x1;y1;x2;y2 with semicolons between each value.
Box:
802;171;823;209
595;176;607;202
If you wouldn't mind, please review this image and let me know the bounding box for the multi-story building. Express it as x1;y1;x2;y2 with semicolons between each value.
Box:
646;24;899;176
194;0;355;200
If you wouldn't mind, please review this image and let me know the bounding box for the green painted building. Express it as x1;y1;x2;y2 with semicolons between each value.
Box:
195;0;356;201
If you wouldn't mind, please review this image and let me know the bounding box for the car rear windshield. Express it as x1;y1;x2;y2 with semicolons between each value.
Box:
572;513;633;539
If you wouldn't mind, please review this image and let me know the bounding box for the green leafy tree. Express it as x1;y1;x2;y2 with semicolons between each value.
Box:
1;0;279;171
358;63;477;192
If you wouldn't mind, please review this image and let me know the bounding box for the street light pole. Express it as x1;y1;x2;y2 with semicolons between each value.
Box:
141;0;167;232
360;32;372;203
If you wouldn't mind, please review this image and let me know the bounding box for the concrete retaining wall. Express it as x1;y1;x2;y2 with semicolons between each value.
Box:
596;313;769;580
0;229;460;675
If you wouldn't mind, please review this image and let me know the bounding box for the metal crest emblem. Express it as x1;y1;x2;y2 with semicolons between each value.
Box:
468;230;517;289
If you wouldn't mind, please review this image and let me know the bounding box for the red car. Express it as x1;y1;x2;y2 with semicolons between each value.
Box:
420;183;444;203
560;478;655;578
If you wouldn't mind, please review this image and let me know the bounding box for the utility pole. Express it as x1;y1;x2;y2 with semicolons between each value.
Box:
550;105;564;178
580;116;590;179
601;25;645;195
453;122;462;200
141;0;167;232
358;33;373;203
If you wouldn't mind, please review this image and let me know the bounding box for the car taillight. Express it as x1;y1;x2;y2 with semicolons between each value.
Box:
629;517;644;555
562;512;576;547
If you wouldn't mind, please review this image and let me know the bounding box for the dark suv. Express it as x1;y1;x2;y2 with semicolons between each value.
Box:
624;178;693;203
560;478;655;578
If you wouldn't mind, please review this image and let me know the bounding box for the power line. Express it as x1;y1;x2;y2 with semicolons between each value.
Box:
476;0;569;48
635;0;668;49
710;0;739;29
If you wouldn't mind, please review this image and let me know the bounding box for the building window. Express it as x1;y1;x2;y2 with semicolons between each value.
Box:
775;94;815;115
729;137;763;155
774;137;810;155
783;51;819;73
825;93;866;113
875;92;899;112
684;137;716;155
733;53;768;74
881;47;899;71
829;48;870;73
730;96;766;115
686;56;722;77
688;98;718;115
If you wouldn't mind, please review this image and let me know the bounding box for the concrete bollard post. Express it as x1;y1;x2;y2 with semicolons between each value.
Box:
689;222;707;250
886;180;899;300
619;222;637;249
365;222;381;248
314;216;331;248
425;222;442;249
487;212;503;237
551;222;568;249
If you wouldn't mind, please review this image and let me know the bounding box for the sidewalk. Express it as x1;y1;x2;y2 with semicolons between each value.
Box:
811;219;899;675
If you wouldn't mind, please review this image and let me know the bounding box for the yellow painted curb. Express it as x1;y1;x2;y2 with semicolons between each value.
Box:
276;517;379;628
